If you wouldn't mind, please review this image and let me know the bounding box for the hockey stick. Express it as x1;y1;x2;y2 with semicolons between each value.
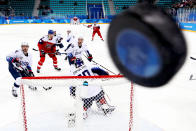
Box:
43;86;52;91
83;55;117;75
32;48;67;55
189;74;196;80
190;57;196;60
82;24;92;29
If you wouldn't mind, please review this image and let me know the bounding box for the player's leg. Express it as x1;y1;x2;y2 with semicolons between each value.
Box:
97;31;104;41
50;55;61;71
69;86;92;119
8;63;22;97
69;86;76;98
37;54;46;73
95;90;115;115
92;31;96;41
82;98;93;119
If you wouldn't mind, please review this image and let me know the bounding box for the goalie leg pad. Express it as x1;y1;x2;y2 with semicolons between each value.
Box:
67;113;76;128
69;86;76;97
95;90;105;104
82;98;93;110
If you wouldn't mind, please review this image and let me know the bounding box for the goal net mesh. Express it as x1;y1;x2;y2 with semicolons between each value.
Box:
70;17;80;25
20;75;134;131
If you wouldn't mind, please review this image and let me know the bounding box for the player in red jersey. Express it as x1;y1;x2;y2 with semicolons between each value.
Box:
87;22;104;41
37;30;61;73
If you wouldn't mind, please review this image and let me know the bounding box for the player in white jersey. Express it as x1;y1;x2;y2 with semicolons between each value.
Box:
69;58;115;119
53;30;64;49
6;42;35;97
66;37;93;65
64;29;76;52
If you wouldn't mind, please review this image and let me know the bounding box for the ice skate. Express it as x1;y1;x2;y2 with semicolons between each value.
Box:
12;88;18;97
54;67;61;71
37;69;40;73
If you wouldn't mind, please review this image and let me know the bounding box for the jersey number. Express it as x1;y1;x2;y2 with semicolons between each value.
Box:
78;70;91;76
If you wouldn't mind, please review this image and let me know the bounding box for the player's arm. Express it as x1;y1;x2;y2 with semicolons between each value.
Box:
56;35;64;48
97;24;100;29
38;38;46;56
87;24;92;28
67;53;76;65
51;44;57;53
66;35;72;43
6;50;18;62
64;42;75;53
6;51;24;71
84;46;93;62
38;38;44;50
26;54;34;77
91;67;109;76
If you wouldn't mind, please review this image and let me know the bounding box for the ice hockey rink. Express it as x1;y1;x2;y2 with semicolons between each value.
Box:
0;23;196;131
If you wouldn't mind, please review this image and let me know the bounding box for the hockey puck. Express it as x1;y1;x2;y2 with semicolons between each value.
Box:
107;3;187;87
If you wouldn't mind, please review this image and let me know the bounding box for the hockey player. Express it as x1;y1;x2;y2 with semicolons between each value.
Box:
37;30;61;73
69;58;115;119
6;42;35;97
53;30;64;49
66;37;93;65
64;29;75;52
87;22;104;41
66;29;75;44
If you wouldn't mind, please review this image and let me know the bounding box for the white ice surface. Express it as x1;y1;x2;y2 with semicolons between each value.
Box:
0;23;195;131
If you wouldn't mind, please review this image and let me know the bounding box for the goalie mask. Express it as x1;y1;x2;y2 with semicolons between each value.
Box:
83;81;88;86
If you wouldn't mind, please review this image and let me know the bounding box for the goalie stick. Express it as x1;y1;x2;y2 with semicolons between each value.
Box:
190;57;196;60
43;86;52;91
189;74;196;80
83;55;117;75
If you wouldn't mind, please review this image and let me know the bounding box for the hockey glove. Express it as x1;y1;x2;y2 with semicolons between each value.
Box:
88;54;93;62
29;71;35;77
12;62;23;72
56;43;64;48
11;58;21;67
57;38;63;43
71;57;76;62
40;50;45;55
58;43;64;48
56;51;61;55
11;57;20;63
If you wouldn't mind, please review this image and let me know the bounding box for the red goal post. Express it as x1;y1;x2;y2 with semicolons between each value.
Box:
20;75;134;131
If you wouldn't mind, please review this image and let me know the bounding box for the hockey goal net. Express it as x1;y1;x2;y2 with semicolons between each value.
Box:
19;75;134;131
70;17;80;25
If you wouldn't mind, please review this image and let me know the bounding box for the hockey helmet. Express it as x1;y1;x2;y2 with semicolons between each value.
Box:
83;81;88;86
48;29;54;35
21;42;29;47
